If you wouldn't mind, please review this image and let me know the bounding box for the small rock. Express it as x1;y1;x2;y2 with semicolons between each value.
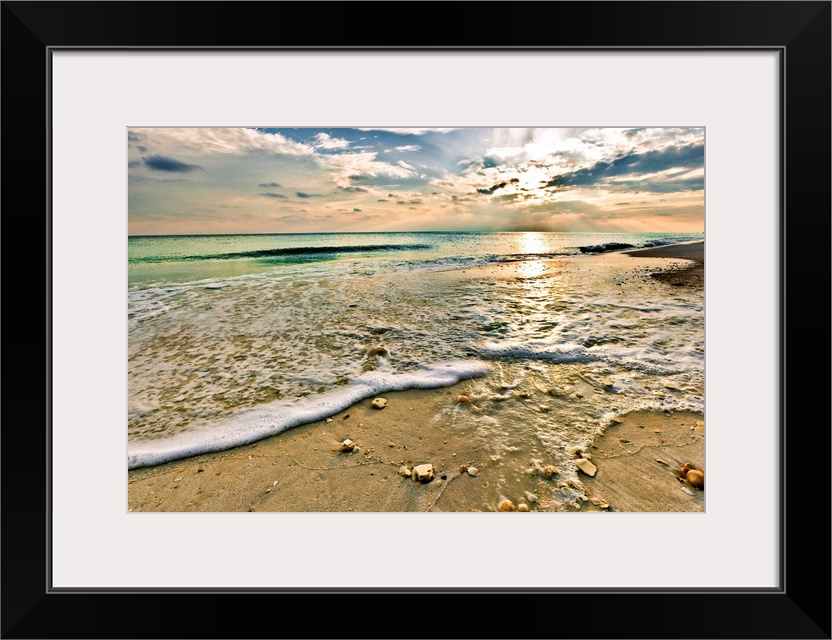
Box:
686;469;705;489
656;458;670;466
575;392;584;398
388;442;396;448
575;458;597;477
524;492;539;504
681;486;695;496
618;438;630;444
610;417;623;425
326;418;333;424
265;488;272;493
411;463;434;483
371;398;388;409
498;498;516;512
517;503;530;512
538;405;550;413
590;497;610;509
336;439;357;453
455;395;471;404
467;466;480;477
398;466;412;477
272;480;278;487
174;477;183;482
196;467;204;473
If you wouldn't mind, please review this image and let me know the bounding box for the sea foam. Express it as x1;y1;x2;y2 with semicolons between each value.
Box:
127;360;490;469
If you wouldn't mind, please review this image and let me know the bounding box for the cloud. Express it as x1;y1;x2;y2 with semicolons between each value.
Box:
356;128;458;135
550;143;704;191
314;132;351;150
353;208;362;213
258;182;281;188
142;155;201;173
390;145;422;152
339;186;368;193
477;181;507;195
259;192;287;199
295;192;322;198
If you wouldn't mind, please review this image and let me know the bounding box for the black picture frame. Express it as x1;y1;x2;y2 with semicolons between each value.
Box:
2;2;829;638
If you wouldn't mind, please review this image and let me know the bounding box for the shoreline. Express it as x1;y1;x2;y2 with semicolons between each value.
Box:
128;240;704;512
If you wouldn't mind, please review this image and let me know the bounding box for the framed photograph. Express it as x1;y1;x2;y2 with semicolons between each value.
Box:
4;1;829;638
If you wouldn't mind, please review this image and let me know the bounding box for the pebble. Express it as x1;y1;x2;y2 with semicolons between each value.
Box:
326;418;333;424
336;439;357;453
590;497;610;509
575;458;597;477
371;398;388;409
574;392;583;398
398;466;412;477
498;498;516;512
656;458;670;466
411;464;434;483
538;405;550;413
388;442;396;448
681;486;695;496
174;477;183;482
524;492;539;504
686;469;705;489
517;503;530;512
467;466;480;477
455;395;471;404
272;480;278;487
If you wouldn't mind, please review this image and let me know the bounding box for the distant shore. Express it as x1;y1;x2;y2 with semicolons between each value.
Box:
128;240;704;513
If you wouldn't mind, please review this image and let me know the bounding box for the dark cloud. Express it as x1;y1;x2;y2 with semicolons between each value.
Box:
377;199;389;202
143;155;200;173
477;181;507;195
258;181;281;188
396;199;422;205
260;192;287;199
339;186;368;193
127;132;141;143
128;160;142;168
605;177;704;193
548;143;704;191
296;192;322;198
353;208;362;212
136;146;147;153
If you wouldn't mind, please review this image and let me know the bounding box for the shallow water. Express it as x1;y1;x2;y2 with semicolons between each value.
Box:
127;231;703;475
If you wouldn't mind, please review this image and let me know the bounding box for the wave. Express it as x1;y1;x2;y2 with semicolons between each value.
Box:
130;243;433;264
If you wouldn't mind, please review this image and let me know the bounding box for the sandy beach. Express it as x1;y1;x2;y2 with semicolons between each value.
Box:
128;241;704;513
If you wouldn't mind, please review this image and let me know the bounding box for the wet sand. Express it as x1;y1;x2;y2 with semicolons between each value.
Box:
128;241;704;513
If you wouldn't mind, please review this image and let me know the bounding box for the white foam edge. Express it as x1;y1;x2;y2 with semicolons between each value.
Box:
127;359;490;469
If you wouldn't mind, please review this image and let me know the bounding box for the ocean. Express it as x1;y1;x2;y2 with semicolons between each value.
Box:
127;231;704;478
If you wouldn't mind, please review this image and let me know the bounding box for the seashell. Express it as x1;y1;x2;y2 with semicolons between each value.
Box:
656;458;670;466
524;492;539;504
681;486;695;496
590;497;610;508
467;466;480;477
335;439;356;453
498;498;516;512
371;398;388;409
517;503;530;512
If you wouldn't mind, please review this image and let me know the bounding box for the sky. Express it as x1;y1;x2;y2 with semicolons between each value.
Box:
128;127;704;235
